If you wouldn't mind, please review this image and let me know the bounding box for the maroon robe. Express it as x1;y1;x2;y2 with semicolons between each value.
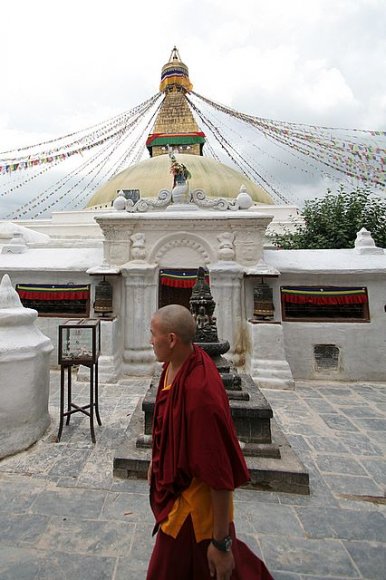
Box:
147;517;273;580
150;345;250;525
148;345;273;580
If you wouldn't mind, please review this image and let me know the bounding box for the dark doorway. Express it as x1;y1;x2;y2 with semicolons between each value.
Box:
159;285;193;309
158;269;201;309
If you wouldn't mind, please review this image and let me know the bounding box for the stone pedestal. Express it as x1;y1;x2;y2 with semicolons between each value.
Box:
142;372;274;445
249;321;294;390
0;274;53;459
114;369;309;493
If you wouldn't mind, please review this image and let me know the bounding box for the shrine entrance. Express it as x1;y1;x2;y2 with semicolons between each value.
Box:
158;269;208;309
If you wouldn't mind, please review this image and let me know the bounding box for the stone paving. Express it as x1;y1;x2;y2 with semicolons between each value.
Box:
0;371;385;579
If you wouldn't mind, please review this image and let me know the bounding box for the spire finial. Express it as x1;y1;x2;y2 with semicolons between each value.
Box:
160;47;193;93
169;46;180;62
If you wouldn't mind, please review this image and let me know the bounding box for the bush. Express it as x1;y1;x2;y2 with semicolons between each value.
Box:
271;187;386;249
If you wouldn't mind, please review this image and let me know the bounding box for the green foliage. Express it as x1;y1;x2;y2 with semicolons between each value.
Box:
271;187;386;249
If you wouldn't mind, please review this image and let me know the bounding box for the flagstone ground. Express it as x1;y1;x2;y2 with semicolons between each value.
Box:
0;371;385;579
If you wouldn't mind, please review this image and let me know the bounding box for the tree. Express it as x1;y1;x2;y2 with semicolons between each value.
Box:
271;187;386;249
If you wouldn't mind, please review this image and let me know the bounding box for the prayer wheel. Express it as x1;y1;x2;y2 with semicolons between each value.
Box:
253;280;274;320
94;278;113;315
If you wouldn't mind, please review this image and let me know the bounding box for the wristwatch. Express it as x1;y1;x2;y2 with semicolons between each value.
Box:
211;535;233;552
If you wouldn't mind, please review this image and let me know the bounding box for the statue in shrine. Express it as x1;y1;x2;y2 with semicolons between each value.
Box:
169;147;191;204
190;267;219;343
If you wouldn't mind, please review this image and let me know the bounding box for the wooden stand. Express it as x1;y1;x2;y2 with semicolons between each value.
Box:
57;362;102;443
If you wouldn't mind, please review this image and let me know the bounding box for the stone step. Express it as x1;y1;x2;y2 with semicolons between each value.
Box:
227;391;250;401
135;433;280;458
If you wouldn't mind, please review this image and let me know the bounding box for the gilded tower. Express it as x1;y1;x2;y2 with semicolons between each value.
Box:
146;47;206;157
86;48;273;207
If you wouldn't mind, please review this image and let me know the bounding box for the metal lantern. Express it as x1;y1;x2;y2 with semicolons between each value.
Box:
94;277;113;316
253;279;274;320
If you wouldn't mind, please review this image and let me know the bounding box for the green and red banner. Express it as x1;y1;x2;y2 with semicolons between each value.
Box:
146;131;205;148
160;270;209;289
281;287;368;305
16;284;90;301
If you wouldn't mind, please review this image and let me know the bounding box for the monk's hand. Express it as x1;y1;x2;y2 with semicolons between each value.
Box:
207;542;235;580
147;461;152;485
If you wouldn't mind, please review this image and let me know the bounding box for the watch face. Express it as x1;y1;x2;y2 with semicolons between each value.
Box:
224;537;232;551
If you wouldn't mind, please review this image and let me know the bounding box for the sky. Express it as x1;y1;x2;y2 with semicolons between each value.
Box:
1;0;385;214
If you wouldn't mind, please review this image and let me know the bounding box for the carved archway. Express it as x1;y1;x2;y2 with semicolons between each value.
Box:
149;232;213;267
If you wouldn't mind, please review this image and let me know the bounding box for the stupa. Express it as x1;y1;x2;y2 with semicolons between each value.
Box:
87;47;273;208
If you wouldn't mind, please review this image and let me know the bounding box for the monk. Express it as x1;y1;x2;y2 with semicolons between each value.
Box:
146;304;273;580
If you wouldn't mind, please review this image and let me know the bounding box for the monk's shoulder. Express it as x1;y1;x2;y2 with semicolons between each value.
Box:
185;362;224;399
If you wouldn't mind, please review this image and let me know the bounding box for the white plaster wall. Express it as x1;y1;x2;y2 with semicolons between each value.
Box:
278;273;386;381
15;210;104;239
37;317;121;369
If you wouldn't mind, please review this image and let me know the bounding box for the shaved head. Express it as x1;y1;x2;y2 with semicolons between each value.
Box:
153;304;196;344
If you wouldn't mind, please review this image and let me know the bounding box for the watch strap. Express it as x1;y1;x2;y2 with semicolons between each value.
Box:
211;535;232;552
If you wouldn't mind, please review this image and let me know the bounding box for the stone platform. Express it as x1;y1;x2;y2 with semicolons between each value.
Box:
113;388;310;495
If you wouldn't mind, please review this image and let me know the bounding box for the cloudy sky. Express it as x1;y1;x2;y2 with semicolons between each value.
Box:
1;0;385;213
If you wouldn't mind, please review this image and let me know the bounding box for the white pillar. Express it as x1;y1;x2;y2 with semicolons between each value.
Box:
249;321;294;390
208;262;245;367
98;222;134;265
120;263;158;375
95;318;122;383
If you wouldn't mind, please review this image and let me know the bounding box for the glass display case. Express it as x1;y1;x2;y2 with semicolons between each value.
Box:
58;319;100;365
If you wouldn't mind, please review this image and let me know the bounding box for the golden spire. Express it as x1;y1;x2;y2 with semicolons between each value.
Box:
147;48;205;157
159;46;193;93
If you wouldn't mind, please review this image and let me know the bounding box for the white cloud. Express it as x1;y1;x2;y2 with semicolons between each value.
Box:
0;0;385;212
293;61;357;112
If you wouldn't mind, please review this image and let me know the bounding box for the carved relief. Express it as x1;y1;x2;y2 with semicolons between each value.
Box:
97;223;134;265
125;189;172;212
217;232;235;260
99;224;133;243
191;189;239;211
151;235;212;265
130;232;147;261
237;242;259;262
233;228;262;264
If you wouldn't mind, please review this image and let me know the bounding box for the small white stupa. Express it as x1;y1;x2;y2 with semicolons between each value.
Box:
354;227;384;255
0;274;53;458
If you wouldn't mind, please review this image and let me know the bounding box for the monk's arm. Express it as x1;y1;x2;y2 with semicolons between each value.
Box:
207;489;235;579
210;488;232;539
